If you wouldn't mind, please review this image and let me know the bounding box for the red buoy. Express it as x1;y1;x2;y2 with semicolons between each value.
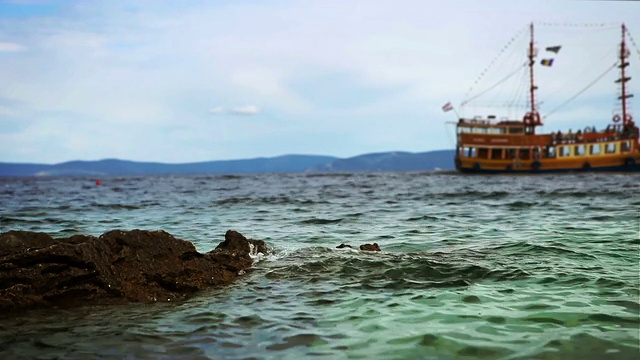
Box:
96;180;102;186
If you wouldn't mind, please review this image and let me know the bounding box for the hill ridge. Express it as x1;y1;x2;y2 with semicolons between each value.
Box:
0;150;455;176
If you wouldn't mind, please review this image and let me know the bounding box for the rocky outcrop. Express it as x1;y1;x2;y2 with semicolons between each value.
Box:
359;243;381;251
336;243;381;251
0;229;268;311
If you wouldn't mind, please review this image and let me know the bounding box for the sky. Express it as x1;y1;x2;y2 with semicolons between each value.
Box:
0;0;639;164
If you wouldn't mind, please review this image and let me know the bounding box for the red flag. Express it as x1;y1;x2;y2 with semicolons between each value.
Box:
442;102;454;112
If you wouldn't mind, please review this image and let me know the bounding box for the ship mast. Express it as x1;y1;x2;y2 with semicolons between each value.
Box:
618;23;632;125
529;23;537;118
525;22;542;130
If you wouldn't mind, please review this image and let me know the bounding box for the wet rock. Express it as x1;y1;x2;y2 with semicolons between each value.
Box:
336;243;381;251
0;229;268;311
359;243;381;251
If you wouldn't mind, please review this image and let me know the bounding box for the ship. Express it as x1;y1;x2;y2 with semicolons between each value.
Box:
452;23;639;173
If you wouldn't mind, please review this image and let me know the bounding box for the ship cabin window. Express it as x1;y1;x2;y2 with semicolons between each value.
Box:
575;145;586;156
605;143;617;154
458;126;495;134
621;141;631;152
478;148;490;159
519;148;530;160
545;146;556;158
590;144;601;155
463;146;477;158
488;127;505;134
559;146;571;157
508;127;524;134
506;148;516;160
491;148;503;159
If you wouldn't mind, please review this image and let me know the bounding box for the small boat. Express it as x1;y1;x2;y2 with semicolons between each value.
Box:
452;23;639;173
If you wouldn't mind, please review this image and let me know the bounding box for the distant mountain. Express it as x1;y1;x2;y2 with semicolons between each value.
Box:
310;150;454;172
0;150;455;177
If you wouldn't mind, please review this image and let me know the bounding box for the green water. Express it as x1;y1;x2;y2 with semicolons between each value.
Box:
0;173;638;359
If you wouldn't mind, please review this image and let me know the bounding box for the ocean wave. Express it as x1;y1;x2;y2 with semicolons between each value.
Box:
406;215;439;222
215;196;328;206
90;203;142;210
263;250;531;290
506;200;537;208
486;241;597;260
299;218;343;225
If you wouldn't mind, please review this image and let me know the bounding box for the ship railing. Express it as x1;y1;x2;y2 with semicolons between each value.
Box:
458;118;492;125
457;116;516;126
552;125;637;145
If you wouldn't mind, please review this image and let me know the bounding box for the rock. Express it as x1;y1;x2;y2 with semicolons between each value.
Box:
0;229;268;311
359;243;381;251
336;243;381;251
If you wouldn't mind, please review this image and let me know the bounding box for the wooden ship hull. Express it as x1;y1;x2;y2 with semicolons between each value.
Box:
453;23;640;174
455;120;640;173
456;151;640;174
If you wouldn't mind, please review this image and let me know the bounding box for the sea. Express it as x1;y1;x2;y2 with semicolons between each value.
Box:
0;172;638;360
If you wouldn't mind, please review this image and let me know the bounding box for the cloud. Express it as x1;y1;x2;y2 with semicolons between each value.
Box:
209;105;262;116
0;0;638;163
208;106;224;114
230;105;261;116
0;42;26;52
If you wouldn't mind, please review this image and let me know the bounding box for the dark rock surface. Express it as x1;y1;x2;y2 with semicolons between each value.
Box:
359;243;381;251
0;229;268;311
336;243;381;251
